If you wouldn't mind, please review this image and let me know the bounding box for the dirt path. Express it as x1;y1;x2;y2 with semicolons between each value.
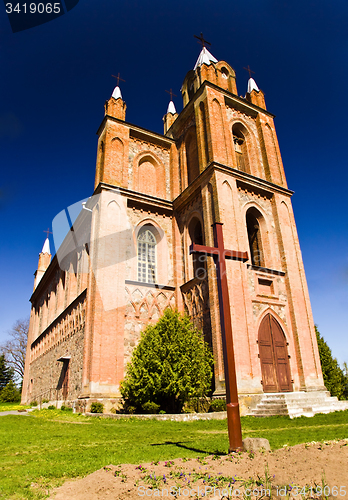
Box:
49;440;348;499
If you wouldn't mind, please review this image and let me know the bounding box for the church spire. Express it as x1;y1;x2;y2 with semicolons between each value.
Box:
194;47;218;70
112;86;122;100
33;233;52;290
243;66;259;93
193;32;218;70
111;72;125;100
105;73;127;120
41;237;50;254
247;77;259;93
163;89;178;134
167;100;176;114
165;88;177;114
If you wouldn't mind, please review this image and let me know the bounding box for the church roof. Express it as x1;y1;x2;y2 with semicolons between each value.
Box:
247;77;260;93
167;100;177;114
112;86;122;100
41;237;50;254
193;47;218;70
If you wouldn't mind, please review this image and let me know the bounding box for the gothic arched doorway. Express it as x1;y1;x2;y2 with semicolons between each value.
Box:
258;314;292;393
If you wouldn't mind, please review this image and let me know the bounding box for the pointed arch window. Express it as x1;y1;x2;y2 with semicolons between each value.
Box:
188;218;205;279
246;208;265;267
186;133;200;185
232;124;249;173
137;227;156;283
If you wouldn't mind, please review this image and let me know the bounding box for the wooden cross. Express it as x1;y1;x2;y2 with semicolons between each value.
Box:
165;88;177;101
243;65;255;79
112;72;125;86
190;222;248;451
194;32;211;48
43;228;52;238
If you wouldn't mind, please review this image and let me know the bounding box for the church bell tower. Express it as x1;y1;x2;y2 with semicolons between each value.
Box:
164;39;325;404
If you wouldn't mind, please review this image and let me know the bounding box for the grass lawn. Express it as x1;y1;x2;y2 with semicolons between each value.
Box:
0;409;347;499
0;402;31;412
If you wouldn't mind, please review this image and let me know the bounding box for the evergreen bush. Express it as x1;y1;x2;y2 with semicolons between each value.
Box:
209;399;226;412
0;355;14;391
121;308;214;414
0;380;21;402
142;401;160;414
60;405;72;412
316;326;348;400
90;402;104;413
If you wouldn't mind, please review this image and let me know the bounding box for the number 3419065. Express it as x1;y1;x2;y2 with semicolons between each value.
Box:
6;3;61;13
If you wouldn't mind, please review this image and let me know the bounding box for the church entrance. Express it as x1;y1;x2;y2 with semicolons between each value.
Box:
258;314;292;393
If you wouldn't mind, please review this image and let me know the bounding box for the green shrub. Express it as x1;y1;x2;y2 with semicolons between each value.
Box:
90;402;104;414
209;399;226;412
42;399;49;403
30;401;38;407
182;397;210;414
47;405;56;410
121;309;213;414
60;405;73;412
0;355;14;391
316;326;348;399
0;381;21;402
142;402;160;414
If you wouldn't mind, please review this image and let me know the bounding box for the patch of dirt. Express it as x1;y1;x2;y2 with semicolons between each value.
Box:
49;440;348;499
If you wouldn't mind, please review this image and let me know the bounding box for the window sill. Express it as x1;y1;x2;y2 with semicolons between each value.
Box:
247;265;285;276
125;280;176;291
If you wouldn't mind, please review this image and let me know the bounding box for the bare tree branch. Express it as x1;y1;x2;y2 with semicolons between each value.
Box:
1;318;29;381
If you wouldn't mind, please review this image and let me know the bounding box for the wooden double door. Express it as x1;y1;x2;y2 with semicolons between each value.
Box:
258;314;292;392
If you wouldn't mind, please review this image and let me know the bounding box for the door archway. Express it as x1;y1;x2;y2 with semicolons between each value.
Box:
258;314;292;392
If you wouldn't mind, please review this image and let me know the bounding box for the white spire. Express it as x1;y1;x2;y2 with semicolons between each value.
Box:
193;47;218;70
167;100;176;114
112;86;122;100
247;77;259;93
41;237;50;255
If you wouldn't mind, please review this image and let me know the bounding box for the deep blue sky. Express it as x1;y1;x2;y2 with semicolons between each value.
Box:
1;0;347;365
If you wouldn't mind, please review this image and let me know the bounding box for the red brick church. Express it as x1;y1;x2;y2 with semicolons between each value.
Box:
22;45;345;416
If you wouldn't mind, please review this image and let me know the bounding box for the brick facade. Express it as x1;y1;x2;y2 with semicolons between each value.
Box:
22;49;325;411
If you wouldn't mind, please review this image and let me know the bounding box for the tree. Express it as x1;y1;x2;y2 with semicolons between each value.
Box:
0;354;14;391
342;362;348;400
315;326;347;400
1;318;28;382
0;380;21;402
121;308;214;414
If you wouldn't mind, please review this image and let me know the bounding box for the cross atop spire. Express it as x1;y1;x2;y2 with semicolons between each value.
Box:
194;32;211;48
165;89;177;114
111;72;125;100
165;88;177;101
41;229;51;255
43;228;52;239
243;65;255;79
112;73;125;86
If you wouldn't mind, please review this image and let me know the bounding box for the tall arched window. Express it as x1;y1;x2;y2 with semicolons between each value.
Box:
188;218;205;279
137;227;156;283
185;133;200;185
246;208;265;267
232;124;249;173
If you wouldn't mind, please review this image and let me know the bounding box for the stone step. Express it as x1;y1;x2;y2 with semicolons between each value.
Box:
253;408;288;414
255;405;287;411
247;391;348;418
259;401;288;407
